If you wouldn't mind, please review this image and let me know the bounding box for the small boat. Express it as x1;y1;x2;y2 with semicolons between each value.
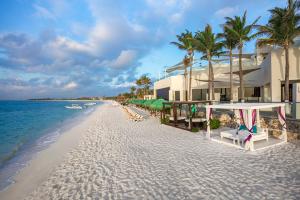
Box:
84;102;96;106
65;104;83;109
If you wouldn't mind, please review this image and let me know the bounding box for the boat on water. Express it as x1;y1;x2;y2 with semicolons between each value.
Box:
84;102;97;106
65;104;83;109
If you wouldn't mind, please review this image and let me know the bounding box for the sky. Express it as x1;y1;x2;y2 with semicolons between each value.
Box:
0;0;286;99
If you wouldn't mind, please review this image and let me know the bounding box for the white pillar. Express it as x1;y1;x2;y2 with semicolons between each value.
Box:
169;90;173;101
293;83;300;119
282;105;288;142
256;109;260;128
247;109;254;151
206;107;211;139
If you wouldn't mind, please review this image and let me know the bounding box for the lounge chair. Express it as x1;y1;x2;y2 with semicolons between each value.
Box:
184;118;206;123
238;128;269;145
220;127;268;146
220;129;240;145
169;116;186;121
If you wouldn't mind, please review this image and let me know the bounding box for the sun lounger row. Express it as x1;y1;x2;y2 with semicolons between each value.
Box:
123;106;143;121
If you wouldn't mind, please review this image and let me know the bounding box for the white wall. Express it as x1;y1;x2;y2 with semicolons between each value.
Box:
154;75;185;100
271;47;300;102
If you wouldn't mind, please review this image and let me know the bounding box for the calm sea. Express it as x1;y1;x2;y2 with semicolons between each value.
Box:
0;100;100;190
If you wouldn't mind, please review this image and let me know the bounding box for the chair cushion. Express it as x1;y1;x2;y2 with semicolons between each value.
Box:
252;125;257;134
239;124;257;134
239;124;247;131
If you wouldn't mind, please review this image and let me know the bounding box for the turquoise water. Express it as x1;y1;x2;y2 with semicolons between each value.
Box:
0;100;99;190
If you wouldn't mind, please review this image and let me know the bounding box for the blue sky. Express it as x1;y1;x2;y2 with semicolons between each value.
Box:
0;0;286;99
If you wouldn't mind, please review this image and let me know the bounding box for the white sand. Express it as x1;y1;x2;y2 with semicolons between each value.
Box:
1;101;299;200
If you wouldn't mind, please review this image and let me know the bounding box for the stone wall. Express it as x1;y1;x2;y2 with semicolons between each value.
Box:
214;113;300;141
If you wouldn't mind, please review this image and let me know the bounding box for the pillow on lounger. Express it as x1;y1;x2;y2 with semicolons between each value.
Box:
238;125;258;134
252;125;257;134
239;124;247;131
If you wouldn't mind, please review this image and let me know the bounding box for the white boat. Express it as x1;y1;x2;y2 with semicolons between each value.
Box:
65;104;83;109
84;102;96;106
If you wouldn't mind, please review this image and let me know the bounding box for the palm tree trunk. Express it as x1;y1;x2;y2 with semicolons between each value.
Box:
229;48;233;102
184;64;187;101
284;46;290;102
239;45;244;102
208;60;213;101
188;57;193;101
211;63;215;100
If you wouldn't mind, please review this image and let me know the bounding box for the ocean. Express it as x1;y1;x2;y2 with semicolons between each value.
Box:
0;100;99;190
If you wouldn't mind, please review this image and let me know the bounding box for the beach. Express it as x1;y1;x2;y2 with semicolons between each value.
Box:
0;101;299;199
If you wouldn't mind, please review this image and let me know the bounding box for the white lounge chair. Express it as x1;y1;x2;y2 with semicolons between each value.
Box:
184;118;206;123
220;129;240;145
169;116;186;121
220;128;269;146
238;128;269;146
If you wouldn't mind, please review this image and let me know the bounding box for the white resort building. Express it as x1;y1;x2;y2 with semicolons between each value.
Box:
154;45;300;104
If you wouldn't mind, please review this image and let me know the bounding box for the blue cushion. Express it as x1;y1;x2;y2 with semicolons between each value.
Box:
239;124;257;134
239;124;247;131
252;125;257;134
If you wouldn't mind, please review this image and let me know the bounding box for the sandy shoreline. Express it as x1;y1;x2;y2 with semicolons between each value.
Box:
0;101;299;200
0;102;103;200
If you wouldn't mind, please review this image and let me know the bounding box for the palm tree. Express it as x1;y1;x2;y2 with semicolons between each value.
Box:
192;24;223;100
257;0;300;102
136;75;152;97
225;11;260;102
130;86;136;98
171;30;194;101
218;27;239;102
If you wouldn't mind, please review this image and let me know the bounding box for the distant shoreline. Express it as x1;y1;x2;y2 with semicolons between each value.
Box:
28;99;103;101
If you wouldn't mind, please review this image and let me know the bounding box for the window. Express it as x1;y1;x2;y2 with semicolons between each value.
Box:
281;84;293;102
175;91;180;101
192;89;207;100
156;87;170;100
253;87;260;97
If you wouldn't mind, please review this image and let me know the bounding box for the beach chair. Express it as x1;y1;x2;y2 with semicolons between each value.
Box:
169;116;186;121
184;118;206;128
220;129;240;145
220;127;269;146
238;128;269;146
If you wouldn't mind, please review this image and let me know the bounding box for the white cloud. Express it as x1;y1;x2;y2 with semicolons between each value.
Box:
33;4;56;20
107;50;137;69
169;13;183;24
215;6;239;18
145;0;191;25
63;81;78;90
33;0;70;20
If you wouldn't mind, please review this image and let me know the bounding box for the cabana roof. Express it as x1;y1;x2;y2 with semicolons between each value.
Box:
206;103;285;110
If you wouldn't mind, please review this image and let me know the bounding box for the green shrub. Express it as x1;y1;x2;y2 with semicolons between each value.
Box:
210;118;220;129
191;127;199;132
161;116;170;124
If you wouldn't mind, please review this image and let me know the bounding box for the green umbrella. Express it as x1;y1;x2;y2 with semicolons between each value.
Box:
144;99;156;108
150;99;170;111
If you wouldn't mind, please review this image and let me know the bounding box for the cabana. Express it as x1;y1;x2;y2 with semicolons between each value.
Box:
205;103;287;151
162;101;211;131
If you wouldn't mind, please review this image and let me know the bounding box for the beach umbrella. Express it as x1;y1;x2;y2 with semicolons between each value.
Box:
150;99;170;111
137;99;143;106
144;99;157;108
